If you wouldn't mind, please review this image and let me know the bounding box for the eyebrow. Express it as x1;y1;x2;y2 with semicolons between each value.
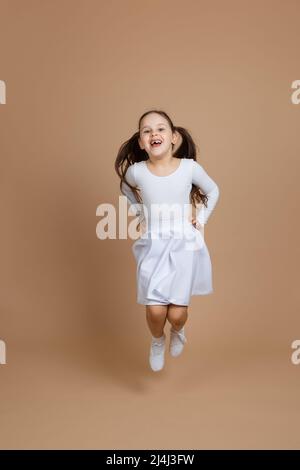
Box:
141;123;166;130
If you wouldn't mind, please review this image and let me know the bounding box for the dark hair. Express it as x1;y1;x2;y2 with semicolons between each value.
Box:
115;109;208;214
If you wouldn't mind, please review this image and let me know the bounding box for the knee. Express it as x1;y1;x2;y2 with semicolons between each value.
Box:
167;308;188;327
170;317;185;328
146;306;168;323
149;313;165;325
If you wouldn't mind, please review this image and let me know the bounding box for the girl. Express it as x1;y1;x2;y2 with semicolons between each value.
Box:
115;110;220;372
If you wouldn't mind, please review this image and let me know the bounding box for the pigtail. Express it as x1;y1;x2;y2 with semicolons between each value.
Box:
115;132;145;205
173;126;208;209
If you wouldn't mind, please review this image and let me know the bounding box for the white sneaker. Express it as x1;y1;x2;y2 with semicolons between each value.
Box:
149;333;166;371
169;327;187;357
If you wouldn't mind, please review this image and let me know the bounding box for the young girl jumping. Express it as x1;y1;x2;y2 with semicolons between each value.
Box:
115;110;220;372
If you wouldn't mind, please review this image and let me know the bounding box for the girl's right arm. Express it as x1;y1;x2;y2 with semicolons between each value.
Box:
121;163;145;226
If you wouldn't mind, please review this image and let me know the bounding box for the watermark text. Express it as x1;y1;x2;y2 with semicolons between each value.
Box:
0;80;6;104
0;339;6;364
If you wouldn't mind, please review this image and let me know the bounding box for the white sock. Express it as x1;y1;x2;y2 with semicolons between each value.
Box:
152;333;165;343
171;326;184;333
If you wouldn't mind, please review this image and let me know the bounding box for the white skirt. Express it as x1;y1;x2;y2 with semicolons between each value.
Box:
131;219;213;306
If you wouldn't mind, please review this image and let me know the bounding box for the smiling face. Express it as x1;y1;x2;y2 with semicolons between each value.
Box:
138;113;178;159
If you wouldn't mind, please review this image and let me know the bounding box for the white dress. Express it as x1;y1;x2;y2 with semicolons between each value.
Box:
121;157;220;306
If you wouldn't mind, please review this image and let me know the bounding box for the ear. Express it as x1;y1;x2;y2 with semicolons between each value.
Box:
172;130;182;150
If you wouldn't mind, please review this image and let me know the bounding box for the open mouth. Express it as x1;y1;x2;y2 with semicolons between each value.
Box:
150;140;162;147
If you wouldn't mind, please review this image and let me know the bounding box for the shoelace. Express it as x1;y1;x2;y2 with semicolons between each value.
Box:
151;337;165;354
171;328;187;344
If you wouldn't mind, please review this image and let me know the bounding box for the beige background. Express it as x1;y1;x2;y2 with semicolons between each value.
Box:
0;0;300;449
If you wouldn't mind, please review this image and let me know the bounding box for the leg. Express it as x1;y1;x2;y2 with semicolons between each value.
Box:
167;304;188;331
145;304;168;338
167;304;188;357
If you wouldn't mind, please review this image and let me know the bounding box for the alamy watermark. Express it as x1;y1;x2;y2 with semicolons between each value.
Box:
291;339;300;365
291;80;300;104
96;197;206;251
0;339;6;364
0;80;6;104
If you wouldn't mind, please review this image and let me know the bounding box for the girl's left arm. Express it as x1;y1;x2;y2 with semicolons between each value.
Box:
191;160;220;225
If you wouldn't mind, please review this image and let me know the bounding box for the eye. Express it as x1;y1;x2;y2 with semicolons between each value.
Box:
142;127;165;134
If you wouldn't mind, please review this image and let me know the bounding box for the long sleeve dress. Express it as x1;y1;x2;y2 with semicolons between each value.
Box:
121;157;220;306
